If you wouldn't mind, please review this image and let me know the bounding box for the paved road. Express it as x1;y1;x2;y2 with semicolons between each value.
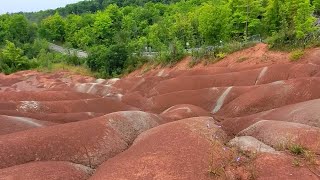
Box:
48;43;88;58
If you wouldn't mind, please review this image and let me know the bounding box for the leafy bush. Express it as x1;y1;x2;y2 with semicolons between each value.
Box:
105;44;129;76
22;38;49;59
86;45;108;72
157;40;186;65
0;40;31;74
35;49;53;70
215;41;257;55
65;51;85;66
87;44;129;77
290;49;304;61
124;54;149;74
37;62;94;77
216;52;226;59
288;144;306;155
266;31;316;50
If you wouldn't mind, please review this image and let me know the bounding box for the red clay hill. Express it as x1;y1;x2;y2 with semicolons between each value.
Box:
0;43;320;179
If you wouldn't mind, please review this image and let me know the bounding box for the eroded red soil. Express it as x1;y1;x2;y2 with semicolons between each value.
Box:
0;43;320;179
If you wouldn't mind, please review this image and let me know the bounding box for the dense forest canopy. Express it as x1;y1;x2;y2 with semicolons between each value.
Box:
0;0;319;76
21;0;182;23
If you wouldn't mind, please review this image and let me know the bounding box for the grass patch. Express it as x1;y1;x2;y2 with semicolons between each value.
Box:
191;41;258;66
216;52;227;59
289;49;304;61
288;144;306;155
292;158;301;167
303;150;317;165
188;59;199;68
37;63;95;77
141;63;153;74
217;41;258;55
237;56;249;63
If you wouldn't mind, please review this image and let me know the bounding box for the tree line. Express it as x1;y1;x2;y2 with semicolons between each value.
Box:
0;0;320;76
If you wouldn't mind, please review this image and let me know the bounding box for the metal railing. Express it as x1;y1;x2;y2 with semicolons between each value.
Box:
48;43;88;58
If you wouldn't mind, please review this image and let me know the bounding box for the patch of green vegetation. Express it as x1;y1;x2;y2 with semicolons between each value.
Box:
303;150;316;165
292;158;301;167
1;0;320;76
216;52;227;59
237;56;249;63
37;63;95;77
141;64;153;74
289;49;304;61
0;40;31;74
188;59;199;68
288;144;317;167
288;144;306;155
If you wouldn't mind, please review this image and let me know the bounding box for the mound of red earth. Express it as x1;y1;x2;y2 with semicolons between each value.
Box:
0;43;320;179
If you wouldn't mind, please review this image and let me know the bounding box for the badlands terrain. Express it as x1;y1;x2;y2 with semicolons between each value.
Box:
0;43;320;179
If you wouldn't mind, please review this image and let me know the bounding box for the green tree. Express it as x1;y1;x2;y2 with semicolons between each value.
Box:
105;44;129;76
87;45;108;72
73;26;95;49
294;0;317;39
0;14;36;44
0;41;30;74
39;12;66;42
0;15;9;44
172;12;195;48
93;10;113;44
65;14;84;46
87;44;129;77
264;0;284;34
314;0;320;15
229;0;264;39
197;2;232;44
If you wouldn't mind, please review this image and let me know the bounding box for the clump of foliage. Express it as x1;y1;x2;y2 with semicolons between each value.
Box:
38;62;94;77
287;144;317;165
237;56;248;63
157;39;186;65
290;49;304;61
288;144;306;155
0;41;31;74
87;44;129;78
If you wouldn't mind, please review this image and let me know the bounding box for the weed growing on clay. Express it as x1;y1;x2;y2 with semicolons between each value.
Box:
289;49;304;61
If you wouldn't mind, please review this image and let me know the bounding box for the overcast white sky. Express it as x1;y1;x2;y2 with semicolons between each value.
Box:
0;0;83;14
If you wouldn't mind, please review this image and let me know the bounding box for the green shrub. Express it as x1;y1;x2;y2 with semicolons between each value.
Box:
22;38;49;59
35;49;53;70
87;44;129;78
216;52;226;59
124;54;149;74
290;49;304;61
65;52;85;66
188;58;200;68
191;47;208;60
86;45;108;72
216;41;257;55
157;40;186;65
0;40;31;74
266;31;319;50
288;144;306;155
37;62;94;77
105;44;129;76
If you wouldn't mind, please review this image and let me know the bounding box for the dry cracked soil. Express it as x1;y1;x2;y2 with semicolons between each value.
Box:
0;43;320;180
